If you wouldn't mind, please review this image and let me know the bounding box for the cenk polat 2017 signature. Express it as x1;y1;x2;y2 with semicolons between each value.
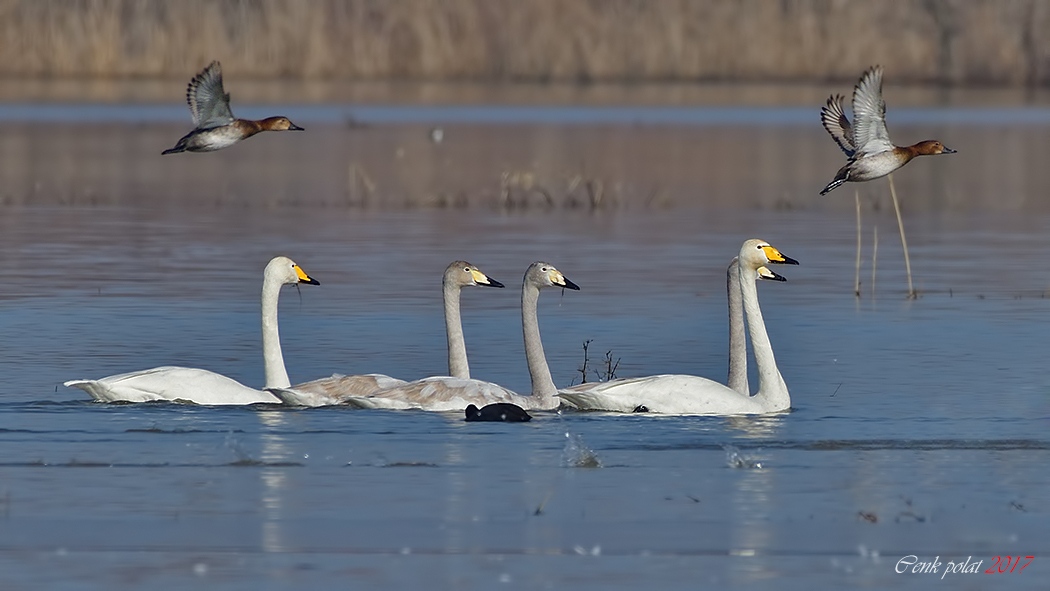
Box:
896;555;1034;580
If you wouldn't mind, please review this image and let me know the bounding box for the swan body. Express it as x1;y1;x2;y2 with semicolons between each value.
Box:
341;262;579;411
270;261;503;407
65;256;318;405
558;240;796;415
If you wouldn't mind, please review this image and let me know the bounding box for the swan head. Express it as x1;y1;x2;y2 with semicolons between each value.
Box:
741;239;799;270
525;262;580;291
266;256;320;286
756;265;787;282
445;260;504;289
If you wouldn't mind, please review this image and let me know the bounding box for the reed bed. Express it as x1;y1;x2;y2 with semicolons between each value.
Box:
0;0;1047;85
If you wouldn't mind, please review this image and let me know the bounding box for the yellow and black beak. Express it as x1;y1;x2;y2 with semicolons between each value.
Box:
760;245;799;266
294;265;320;285
470;269;504;288
552;271;580;291
757;266;787;282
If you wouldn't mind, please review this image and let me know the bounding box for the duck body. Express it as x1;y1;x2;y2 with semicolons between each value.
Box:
162;61;302;155
819;66;954;195
164;120;275;154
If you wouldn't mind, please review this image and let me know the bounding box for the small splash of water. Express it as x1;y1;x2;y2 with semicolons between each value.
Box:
562;432;602;468
723;444;763;469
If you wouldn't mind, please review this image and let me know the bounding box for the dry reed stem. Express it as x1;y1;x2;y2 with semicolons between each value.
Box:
888;174;916;299
854;189;861;297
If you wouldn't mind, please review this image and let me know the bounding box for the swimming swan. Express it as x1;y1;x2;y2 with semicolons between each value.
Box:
337;261;579;411
558;240;797;414
64;256;319;404
269;261;503;406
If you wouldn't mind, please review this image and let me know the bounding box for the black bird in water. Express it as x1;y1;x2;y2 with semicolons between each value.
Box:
465;403;532;422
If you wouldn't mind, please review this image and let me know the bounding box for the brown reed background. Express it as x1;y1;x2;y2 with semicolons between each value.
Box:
2;0;1049;85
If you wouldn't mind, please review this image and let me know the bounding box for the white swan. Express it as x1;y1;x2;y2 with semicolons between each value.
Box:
269;261;503;406
338;261;579;411
64;256;319;405
558;239;797;414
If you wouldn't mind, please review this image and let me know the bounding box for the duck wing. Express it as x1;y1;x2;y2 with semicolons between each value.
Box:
187;61;235;129
820;94;855;157
850;66;894;156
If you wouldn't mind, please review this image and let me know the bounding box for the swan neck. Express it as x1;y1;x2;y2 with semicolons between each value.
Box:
444;279;470;379
261;272;291;389
522;280;557;405
726;258;749;395
739;264;789;411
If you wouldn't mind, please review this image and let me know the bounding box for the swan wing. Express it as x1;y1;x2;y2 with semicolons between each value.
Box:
269;373;407;407
65;365;278;405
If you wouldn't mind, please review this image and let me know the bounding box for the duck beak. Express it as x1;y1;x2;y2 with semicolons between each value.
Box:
941;146;956;154
757;266;787;282
294;265;320;285
289;122;305;131
470;269;504;288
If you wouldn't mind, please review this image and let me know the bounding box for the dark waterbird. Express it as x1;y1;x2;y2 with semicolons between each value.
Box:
465;403;532;422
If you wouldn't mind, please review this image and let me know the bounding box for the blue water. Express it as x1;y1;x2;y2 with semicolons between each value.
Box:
1;202;1048;589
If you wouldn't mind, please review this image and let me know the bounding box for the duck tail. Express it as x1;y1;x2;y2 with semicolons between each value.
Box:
819;179;844;196
161;144;186;155
819;168;850;195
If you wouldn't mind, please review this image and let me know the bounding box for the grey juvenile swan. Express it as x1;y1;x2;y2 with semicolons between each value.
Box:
65;256;319;405
269;261;503;406
337;261;579;411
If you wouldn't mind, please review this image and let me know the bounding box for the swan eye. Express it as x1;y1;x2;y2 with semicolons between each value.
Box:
464;267;471;273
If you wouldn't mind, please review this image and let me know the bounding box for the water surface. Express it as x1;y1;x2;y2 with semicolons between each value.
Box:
0;117;1048;589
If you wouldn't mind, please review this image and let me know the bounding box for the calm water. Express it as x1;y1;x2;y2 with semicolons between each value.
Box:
0;110;1049;589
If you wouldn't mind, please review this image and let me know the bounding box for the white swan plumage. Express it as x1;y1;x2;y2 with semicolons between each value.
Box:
558;239;797;415
64;256;319;405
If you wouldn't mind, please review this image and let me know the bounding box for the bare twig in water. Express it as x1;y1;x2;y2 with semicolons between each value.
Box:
575;339;594;385
600;349;620;381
